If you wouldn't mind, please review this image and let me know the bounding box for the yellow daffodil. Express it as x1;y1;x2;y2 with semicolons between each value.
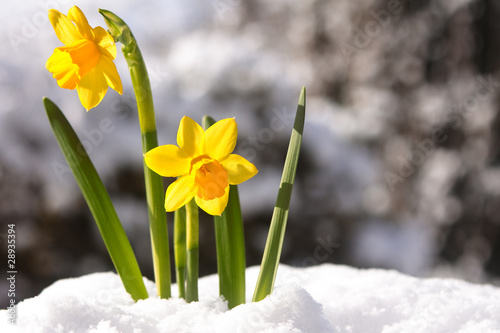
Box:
144;116;258;215
45;6;123;111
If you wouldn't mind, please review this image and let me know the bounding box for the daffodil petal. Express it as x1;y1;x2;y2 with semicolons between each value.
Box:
76;67;108;110
203;118;237;160
177;116;204;157
220;154;258;185
48;9;81;45
144;145;191;177
165;176;195;212
46;48;80;89
195;184;229;216
93;26;117;59
67;6;93;40
97;55;123;95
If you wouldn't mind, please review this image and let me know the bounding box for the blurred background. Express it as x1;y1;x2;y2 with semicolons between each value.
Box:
1;0;500;307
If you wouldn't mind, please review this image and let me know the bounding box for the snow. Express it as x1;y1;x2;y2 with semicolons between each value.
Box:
3;264;500;333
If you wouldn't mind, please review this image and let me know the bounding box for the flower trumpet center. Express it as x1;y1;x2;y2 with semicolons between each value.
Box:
190;155;228;201
52;39;101;88
67;40;101;77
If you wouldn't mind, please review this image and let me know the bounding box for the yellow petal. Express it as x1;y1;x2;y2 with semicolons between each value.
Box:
48;9;82;45
46;48;80;89
76;67;108;110
97;55;123;95
203;118;237;160
195;184;229;216
144;145;190;177
165;176;195;212
67;6;93;40
220;154;258;185
177;116;204;158
93;26;117;60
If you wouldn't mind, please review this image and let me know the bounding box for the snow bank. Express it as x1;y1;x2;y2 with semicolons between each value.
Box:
2;264;500;333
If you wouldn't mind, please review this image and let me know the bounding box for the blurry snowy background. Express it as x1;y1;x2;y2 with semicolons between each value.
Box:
1;0;500;307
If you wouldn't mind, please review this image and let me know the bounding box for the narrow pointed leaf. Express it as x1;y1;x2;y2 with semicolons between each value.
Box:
43;97;148;301
252;87;306;302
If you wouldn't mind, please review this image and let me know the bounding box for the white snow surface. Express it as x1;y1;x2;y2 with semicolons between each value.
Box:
2;264;500;333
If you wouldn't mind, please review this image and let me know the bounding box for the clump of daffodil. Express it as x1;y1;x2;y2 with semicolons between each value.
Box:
144;116;258;216
45;6;122;111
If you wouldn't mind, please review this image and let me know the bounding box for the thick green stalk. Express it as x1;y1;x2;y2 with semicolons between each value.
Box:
203;116;246;309
253;87;306;302
214;186;246;308
44;97;148;301
174;206;187;299
99;9;171;298
185;199;199;302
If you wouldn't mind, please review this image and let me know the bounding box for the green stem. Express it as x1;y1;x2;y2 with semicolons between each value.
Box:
174;206;186;299
214;186;246;308
185;199;199;302
203;116;246;309
100;9;171;298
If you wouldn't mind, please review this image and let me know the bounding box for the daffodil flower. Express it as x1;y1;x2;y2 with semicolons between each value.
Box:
45;6;123;111
144;116;258;216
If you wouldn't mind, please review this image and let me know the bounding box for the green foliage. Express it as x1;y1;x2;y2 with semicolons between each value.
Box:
252;87;306;302
185;199;199;302
43;97;148;301
174;206;187;299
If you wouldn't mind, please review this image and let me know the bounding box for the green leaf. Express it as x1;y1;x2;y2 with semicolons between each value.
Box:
214;185;246;308
252;87;306;302
43;97;148;301
203;116;246;309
